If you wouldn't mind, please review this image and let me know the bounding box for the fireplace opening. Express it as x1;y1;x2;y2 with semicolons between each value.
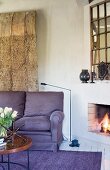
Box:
88;103;110;135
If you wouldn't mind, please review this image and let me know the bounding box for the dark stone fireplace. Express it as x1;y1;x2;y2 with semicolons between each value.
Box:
88;103;110;134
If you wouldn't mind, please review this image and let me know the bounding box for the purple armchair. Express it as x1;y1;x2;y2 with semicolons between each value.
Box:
14;91;64;151
0;91;64;151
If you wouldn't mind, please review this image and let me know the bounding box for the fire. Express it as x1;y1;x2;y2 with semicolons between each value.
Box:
100;113;110;133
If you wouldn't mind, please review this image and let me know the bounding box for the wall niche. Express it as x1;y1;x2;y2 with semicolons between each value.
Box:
0;11;38;91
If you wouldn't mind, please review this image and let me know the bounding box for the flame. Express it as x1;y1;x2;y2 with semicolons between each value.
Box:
101;113;110;133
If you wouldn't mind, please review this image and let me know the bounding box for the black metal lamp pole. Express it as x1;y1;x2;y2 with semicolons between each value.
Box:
41;82;72;142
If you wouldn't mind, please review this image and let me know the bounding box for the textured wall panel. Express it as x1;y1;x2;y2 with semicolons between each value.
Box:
0;11;38;91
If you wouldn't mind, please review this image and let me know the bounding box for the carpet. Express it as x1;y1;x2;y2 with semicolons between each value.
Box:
0;150;102;170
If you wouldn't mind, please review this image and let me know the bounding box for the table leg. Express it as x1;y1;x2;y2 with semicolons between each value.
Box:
0;155;5;170
27;150;30;170
7;154;10;170
0;164;5;170
1;155;3;162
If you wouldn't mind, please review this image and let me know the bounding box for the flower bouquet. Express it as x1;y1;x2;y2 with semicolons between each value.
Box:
0;107;17;137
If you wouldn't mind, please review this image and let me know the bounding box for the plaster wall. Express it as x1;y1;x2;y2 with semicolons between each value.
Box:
0;0;84;139
1;1;109;169
76;0;110;144
67;2;110;169
1;0;108;145
0;0;109;145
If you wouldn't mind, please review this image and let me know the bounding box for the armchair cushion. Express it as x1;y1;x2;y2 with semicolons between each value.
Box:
15;116;51;131
24;92;63;117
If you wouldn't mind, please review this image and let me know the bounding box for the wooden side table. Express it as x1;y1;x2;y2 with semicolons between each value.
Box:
0;135;32;170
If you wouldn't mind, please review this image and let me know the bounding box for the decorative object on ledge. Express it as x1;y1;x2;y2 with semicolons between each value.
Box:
41;82;72;142
97;62;108;80
105;64;110;80
79;69;90;83
108;64;110;76
90;72;95;83
90;66;95;83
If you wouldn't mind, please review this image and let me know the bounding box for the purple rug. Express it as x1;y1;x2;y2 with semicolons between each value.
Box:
0;150;102;170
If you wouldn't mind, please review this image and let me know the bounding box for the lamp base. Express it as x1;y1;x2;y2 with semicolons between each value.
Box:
69;139;80;147
90;81;95;83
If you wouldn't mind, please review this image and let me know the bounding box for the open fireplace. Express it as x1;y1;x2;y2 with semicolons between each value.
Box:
88;103;110;135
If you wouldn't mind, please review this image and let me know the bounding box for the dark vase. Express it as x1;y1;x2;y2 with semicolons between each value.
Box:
79;69;90;83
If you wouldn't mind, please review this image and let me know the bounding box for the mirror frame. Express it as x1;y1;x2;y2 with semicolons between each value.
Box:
90;0;110;80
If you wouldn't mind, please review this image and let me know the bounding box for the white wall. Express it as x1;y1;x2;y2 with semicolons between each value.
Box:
1;1;109;168
75;0;110;144
0;0;109;145
0;0;84;85
0;0;84;139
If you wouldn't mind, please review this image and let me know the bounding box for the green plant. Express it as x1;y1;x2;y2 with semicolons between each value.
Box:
0;107;17;137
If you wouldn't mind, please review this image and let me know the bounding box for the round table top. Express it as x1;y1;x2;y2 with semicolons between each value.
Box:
0;135;32;155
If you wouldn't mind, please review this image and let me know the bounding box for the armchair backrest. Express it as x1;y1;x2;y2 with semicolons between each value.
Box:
24;91;64;117
0;91;26;119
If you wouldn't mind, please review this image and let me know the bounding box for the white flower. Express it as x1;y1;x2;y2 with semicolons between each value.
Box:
11;111;18;118
4;107;12;115
0;107;3;113
0;112;5;118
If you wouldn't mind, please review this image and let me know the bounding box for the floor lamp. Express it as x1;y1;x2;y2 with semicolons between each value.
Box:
41;82;72;142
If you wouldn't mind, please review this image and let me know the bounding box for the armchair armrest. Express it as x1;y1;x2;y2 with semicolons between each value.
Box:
50;111;64;142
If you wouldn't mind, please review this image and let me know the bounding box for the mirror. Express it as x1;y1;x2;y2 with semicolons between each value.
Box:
107;2;110;16
107;17;110;31
99;4;104;18
92;7;97;20
90;0;110;80
99;19;105;33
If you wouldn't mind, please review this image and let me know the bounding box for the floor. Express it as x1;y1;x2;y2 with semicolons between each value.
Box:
59;136;110;170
